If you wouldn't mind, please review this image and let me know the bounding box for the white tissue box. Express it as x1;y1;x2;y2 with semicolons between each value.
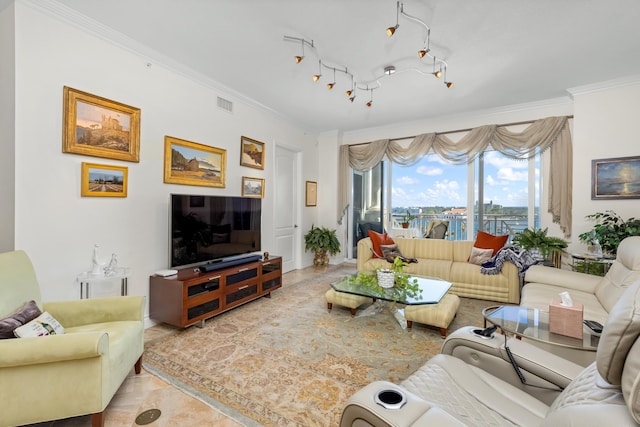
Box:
549;300;583;339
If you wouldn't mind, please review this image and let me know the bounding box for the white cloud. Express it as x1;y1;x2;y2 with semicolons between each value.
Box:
416;165;443;176
397;175;419;185
484;151;527;169
497;168;528;182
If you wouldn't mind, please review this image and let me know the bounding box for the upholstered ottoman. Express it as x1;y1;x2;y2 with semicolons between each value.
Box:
404;293;460;338
325;289;372;316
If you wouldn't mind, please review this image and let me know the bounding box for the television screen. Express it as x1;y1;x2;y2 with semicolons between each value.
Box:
170;194;262;269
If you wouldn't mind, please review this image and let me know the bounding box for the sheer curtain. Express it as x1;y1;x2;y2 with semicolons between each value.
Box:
338;116;572;236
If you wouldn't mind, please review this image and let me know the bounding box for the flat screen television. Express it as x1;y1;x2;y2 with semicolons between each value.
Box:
170;194;262;269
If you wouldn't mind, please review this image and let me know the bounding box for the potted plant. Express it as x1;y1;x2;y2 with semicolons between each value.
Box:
401;209;416;229
511;227;568;261
578;211;640;257
304;225;341;266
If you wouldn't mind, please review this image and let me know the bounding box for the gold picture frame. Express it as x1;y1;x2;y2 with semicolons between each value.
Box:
242;177;265;198
240;136;265;170
81;162;128;197
306;181;317;206
63;86;141;162
164;136;226;188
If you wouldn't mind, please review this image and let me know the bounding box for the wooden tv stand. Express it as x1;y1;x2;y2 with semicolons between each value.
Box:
149;256;282;328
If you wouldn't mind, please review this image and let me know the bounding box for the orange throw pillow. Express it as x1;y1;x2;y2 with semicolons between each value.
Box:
368;230;395;258
473;230;509;256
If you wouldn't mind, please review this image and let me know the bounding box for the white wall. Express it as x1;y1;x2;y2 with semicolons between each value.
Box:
0;3;15;253
11;4;318;313
569;82;640;253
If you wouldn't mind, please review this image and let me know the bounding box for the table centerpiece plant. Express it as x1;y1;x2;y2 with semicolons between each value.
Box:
346;256;422;301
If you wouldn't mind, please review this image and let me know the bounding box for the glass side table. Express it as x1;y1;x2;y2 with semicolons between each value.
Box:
570;253;615;276
76;267;131;299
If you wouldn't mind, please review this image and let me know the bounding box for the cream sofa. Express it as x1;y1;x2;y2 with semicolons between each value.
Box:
0;250;145;427
340;280;640;426
357;237;520;304
522;236;640;324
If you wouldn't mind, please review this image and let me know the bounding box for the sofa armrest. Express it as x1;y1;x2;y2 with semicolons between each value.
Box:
524;265;602;293
356;238;375;272
0;332;109;367
340;381;465;427
43;295;145;327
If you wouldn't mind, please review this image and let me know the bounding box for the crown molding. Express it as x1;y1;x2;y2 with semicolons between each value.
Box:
21;0;285;120
567;74;640;98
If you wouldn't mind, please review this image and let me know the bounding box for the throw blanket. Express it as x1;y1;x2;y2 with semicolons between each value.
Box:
481;245;540;277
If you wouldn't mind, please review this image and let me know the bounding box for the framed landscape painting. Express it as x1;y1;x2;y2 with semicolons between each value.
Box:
81;162;128;197
164;136;226;188
592;155;640;199
63;86;141;162
240;136;265;169
242;177;264;198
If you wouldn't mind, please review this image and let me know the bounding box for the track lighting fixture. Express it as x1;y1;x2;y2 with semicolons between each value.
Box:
312;60;322;82
284;3;454;109
386;1;400;36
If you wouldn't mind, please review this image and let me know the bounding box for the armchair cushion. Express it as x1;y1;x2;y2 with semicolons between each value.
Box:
14;311;64;337
0;300;41;339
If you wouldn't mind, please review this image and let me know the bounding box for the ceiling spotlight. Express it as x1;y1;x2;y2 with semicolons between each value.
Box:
327;68;336;90
386;1;400;37
295;55;303;64
445;81;454;89
366;100;373;108
384;65;396;75
295;38;304;63
443;66;453;88
312;60;322;82
433;58;442;78
345;89;352;97
433;69;442;78
366;88;374;107
418;49;429;58
350;95;356;103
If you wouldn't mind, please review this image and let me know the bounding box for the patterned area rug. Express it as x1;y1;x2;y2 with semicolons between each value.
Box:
143;264;489;427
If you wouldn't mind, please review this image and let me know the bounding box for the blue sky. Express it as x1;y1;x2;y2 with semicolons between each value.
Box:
391;152;539;208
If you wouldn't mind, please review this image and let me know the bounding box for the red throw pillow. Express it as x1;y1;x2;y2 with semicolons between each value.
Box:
368;230;395;258
473;230;509;256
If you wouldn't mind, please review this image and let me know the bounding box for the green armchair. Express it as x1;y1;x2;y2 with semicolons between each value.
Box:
0;250;145;427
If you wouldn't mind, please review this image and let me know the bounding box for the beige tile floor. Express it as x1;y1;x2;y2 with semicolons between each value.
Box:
22;265;351;427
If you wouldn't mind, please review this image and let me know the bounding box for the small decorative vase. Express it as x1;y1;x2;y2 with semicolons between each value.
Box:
377;269;395;288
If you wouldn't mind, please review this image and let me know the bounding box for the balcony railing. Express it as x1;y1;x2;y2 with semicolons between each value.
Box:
390;213;533;241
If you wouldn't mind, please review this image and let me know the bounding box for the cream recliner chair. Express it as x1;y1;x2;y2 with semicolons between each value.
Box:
0;250;145;427
340;279;640;426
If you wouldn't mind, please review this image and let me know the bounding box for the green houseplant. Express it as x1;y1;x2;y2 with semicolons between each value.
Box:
578;211;640;257
346;256;422;301
512;227;568;260
304;225;341;266
401;209;416;228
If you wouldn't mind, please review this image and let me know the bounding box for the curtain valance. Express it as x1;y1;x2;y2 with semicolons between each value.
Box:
338;116;572;237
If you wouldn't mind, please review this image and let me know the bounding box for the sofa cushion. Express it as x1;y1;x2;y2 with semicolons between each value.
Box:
594;261;640;313
473;231;509;256
0;300;42;339
14;311;65;337
469;247;494;265
368;230;394;258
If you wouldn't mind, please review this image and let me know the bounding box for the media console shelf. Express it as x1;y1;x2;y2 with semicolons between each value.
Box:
149;256;282;328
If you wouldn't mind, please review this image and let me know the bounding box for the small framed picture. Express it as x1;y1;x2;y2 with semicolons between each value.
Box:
81;162;128;197
592;155;640;199
164;135;226;188
242;177;265;198
306;181;317;206
240;136;265;170
63;86;141;162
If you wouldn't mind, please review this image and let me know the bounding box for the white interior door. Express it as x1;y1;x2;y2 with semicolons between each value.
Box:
274;145;299;272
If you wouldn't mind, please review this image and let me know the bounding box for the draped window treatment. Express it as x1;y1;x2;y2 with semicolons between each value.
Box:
338;116;573;237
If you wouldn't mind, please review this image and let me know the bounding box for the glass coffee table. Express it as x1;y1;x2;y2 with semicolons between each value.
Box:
330;275;457;334
331;274;451;305
482;305;599;351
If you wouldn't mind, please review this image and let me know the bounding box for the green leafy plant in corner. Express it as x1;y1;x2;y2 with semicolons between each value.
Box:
578;211;640;257
511;227;568;259
304;225;341;266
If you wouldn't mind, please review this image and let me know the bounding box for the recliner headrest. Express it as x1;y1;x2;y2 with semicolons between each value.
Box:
617;236;640;271
597;279;640;385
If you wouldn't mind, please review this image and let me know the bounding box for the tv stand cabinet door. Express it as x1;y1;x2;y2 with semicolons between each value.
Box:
261;257;282;293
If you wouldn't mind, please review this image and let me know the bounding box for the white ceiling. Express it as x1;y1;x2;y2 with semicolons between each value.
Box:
29;1;640;132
